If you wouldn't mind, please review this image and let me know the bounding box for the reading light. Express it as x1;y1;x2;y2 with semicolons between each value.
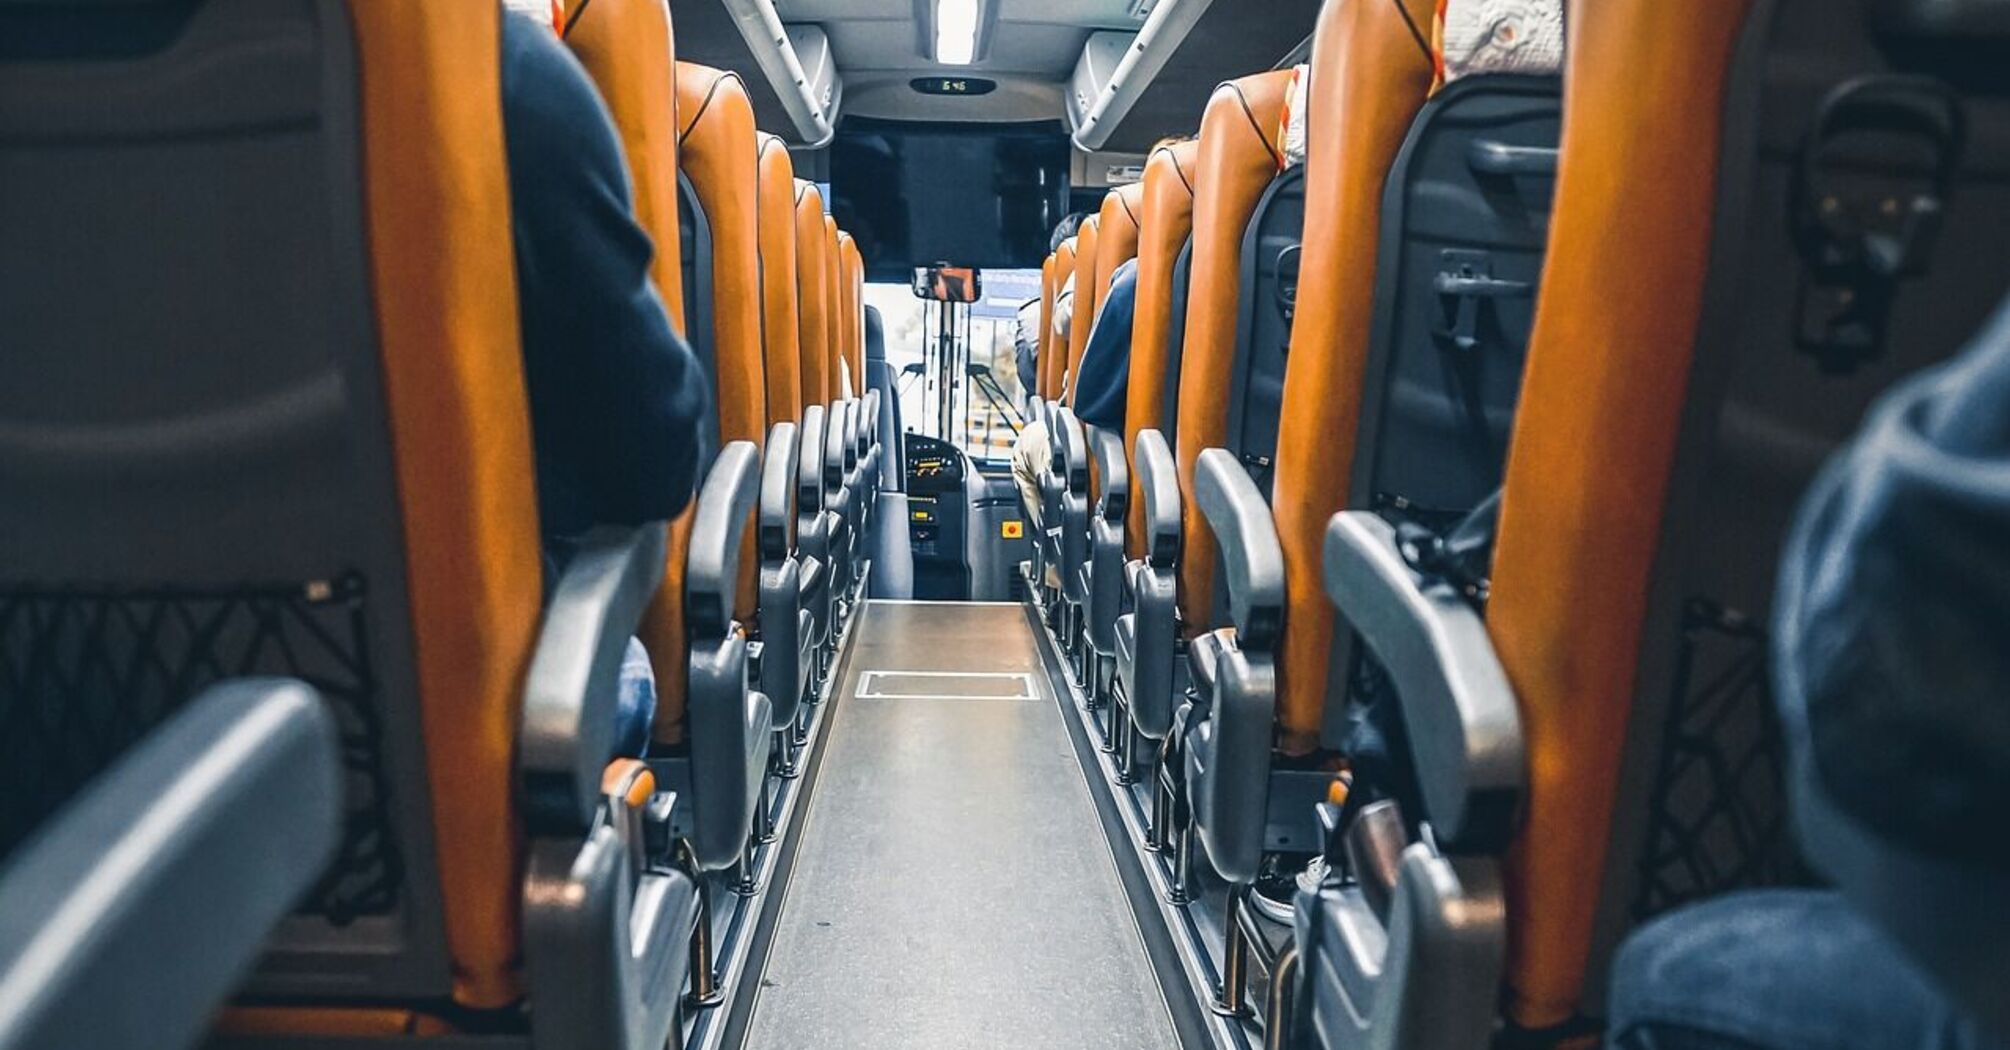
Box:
935;0;979;65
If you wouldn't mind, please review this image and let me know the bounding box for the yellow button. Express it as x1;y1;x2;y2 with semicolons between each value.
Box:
1001;521;1024;539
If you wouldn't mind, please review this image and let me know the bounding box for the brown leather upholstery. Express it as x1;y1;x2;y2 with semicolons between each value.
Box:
1173;69;1294;631
1268;0;1435;757
795;181;831;410
1036;253;1057;401
1124;140;1198;559
1484;0;1755;1028
561;0;683;333
658;62;765;699
674;63;766;446
757;134;802;425
1045;238;1078;399
823;216;843;397
1094;183;1145;316
347;0;536;1010
1065;214;1101;398
839;232;865;396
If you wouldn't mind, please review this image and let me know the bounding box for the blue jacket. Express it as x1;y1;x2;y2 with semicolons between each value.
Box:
502;13;710;543
1071;258;1139;431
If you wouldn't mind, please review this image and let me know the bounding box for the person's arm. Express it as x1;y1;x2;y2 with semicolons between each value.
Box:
1072;261;1138;431
502;15;708;529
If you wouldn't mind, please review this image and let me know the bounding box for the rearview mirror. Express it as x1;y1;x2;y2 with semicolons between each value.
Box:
913;263;980;303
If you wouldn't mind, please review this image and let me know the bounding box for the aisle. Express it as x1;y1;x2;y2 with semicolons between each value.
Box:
742;601;1178;1050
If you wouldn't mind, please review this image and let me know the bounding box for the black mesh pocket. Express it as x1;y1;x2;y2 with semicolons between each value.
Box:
1631;599;1808;919
0;574;401;922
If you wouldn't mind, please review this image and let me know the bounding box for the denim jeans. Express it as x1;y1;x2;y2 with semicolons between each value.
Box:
1607;890;2006;1050
612;636;656;761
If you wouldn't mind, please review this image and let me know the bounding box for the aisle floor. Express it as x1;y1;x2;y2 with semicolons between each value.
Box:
743;601;1178;1050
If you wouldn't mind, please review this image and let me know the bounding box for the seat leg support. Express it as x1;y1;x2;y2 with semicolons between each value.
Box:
1213;885;1252;1018
681;841;724;1009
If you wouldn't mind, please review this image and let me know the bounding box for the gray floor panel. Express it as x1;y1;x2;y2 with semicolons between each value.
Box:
743;602;1178;1050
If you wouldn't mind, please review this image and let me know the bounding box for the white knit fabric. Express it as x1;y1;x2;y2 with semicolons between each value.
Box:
1440;0;1564;83
503;0;556;28
1280;64;1310;169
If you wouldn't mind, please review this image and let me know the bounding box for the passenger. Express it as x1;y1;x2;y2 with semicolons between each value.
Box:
502;6;710;759
1011;212;1092;531
1014;295;1041;410
1068;257;1139;431
1604;295;2010;1050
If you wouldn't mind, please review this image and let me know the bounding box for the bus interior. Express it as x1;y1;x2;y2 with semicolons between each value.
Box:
3;1;2008;1049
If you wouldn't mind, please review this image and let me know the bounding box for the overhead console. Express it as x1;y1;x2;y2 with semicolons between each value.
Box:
1065;0;1321;152
670;0;842;146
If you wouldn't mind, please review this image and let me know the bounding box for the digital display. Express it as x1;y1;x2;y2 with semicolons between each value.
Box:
831;119;1070;280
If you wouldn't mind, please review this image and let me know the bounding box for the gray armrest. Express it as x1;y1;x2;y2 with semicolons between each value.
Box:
824;401;850;500
1299;848;1507;1050
521;522;671;833
0;681;340;1050
760;422;799;563
1051;406;1088;494
841;398;861;476
1194;448;1284;650
797;404;827;531
1089;425;1128;523
687;441;761;637
1323;511;1523;852
1134;429;1180;568
853;392;872;460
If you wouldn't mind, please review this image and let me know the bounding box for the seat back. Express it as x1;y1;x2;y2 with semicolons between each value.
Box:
1124;140;1201;560
1046;237;1079;399
678;172;715;446
1483;0;2010;1029
1174;69;1295;631
0;0;533;1011
795;181;832;412
1223;165;1306;495
1045;251;1061;402
824;216;844;397
1095;184;1146;317
563;0;684;333
1066;215;1102;397
674;62;767;629
839;232;866;398
1350;76;1558;518
757;134;803;426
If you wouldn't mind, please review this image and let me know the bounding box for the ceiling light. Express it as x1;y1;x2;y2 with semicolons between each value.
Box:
935;0;979;65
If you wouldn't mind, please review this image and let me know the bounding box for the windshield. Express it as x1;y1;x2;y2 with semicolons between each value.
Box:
867;268;1041;465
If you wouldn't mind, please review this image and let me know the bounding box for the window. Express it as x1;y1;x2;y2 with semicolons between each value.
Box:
866;268;1041;465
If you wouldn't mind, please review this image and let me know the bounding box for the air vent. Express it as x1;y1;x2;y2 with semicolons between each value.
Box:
1067;31;1137;133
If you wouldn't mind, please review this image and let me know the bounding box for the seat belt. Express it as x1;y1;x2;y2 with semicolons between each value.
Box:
1393;486;1501;606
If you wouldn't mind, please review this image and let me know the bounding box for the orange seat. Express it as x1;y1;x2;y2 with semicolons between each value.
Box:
1173;69;1295;632
795;181;833;412
757;134;803;426
1094;184;1145;321
1044;237;1079;400
1124;139;1199;560
838;233;866;399
1066;215;1102;398
563;0;684;334
824;215;844;398
1036;253;1058;402
669;61;767;639
1268;0;1436;757
2;4;698;1041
